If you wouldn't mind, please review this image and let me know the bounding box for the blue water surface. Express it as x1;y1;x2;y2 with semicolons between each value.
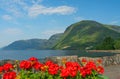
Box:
0;50;116;60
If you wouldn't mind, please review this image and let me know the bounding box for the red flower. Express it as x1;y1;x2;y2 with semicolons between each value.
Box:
80;67;87;77
48;63;59;75
80;61;97;77
3;63;13;72
3;71;16;79
70;71;77;77
45;60;54;66
96;59;102;64
20;60;32;70
65;62;80;70
86;61;96;70
61;62;81;78
29;57;38;62
96;66;104;74
59;66;64;70
81;58;87;65
80;67;88;77
33;61;43;70
0;57;106;79
60;68;70;78
0;66;3;72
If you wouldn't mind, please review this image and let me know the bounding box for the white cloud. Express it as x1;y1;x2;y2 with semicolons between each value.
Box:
28;5;75;17
2;15;12;20
0;0;76;18
2;28;23;35
2;15;20;25
0;0;26;17
110;20;119;25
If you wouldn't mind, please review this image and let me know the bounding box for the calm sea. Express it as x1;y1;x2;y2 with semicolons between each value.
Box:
0;50;116;60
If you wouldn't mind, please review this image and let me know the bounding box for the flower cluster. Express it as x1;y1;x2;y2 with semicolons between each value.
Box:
0;57;105;79
0;63;16;79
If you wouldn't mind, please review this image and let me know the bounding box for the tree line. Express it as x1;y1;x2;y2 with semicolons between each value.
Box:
95;37;120;50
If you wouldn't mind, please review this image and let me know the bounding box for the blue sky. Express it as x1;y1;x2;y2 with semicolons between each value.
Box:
0;0;120;48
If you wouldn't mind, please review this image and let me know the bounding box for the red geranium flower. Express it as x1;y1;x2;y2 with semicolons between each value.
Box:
60;68;70;78
20;60;32;70
96;59;102;64
96;66;104;74
3;71;16;79
3;63;13;72
80;67;88;77
0;66;3;72
70;71;77;77
29;57;38;62
45;60;54;66
33;61;43;70
81;58;87;65
48;63;59;75
86;61;97;70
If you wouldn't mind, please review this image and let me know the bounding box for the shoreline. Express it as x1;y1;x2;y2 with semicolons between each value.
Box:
86;50;120;53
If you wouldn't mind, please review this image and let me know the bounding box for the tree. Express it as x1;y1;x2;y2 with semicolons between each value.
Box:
96;37;115;50
114;39;120;49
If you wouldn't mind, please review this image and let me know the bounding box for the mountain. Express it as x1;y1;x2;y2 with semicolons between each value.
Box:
3;39;48;50
47;33;63;48
53;20;120;50
2;20;120;50
2;33;63;50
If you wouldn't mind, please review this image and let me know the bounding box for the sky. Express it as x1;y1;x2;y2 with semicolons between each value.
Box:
0;0;120;48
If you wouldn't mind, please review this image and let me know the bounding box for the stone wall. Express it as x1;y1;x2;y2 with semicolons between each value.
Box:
0;59;18;65
102;54;120;66
0;54;120;67
45;55;78;66
45;54;120;66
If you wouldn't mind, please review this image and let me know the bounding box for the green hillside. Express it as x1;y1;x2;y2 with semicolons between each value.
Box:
53;20;120;50
104;25;120;33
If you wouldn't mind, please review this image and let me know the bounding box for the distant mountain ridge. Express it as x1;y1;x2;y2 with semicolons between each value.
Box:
2;20;120;50
2;33;63;50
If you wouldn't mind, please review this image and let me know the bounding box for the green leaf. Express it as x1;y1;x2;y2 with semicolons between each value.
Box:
98;75;110;79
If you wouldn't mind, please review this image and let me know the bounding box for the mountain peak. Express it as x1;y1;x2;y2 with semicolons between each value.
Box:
54;20;120;49
68;20;103;30
78;20;102;26
80;20;99;23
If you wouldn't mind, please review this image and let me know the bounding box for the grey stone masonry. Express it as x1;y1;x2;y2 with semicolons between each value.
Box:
45;54;120;66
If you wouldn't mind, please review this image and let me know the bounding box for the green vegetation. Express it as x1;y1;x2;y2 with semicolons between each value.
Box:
114;38;120;49
95;37;115;50
53;20;120;50
95;37;120;50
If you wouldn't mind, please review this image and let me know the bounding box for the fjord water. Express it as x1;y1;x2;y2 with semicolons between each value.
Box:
0;50;116;60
